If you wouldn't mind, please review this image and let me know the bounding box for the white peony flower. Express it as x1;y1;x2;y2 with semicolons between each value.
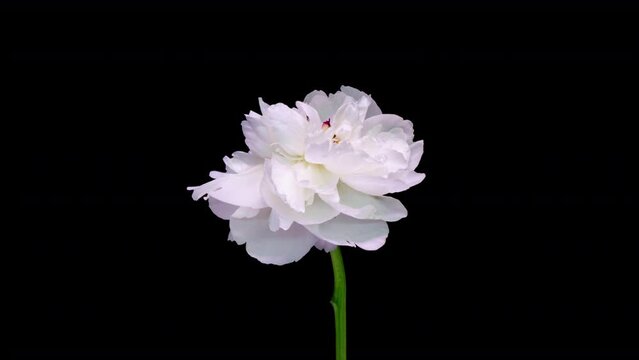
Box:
188;86;425;265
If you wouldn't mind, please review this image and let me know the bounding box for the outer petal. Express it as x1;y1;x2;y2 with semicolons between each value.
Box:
187;165;267;208
207;198;237;220
408;140;424;171
304;214;389;250
355;236;387;251
314;238;337;253
341;170;425;196
242;111;272;158
231;207;260;219
229;210;317;265
223;151;263;173
320;182;407;222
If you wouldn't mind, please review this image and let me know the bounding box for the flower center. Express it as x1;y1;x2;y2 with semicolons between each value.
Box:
321;118;341;144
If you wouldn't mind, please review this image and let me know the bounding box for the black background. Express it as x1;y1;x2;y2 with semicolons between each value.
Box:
10;1;639;359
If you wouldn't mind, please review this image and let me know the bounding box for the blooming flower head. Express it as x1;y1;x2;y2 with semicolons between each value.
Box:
188;86;425;265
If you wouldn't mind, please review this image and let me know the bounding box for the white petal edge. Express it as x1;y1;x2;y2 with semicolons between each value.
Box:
362;114;414;141
341;170;425;196
207;198;237;220
304;214;388;250
229;210;318;265
242;112;272;158
187;165;268;208
339;86;382;118
223;151;263;173
314;238;337;253
408;140;424;171
320;182;408;222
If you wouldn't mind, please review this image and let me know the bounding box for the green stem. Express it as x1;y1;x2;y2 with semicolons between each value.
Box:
330;247;347;360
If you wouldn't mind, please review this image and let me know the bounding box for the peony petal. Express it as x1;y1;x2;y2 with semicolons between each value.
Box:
408;140;424;171
207;198;238;220
355;236;386;251
223;151;263;173
362;114;414;141
229;210;317;265
258;97;270;114
314;238;337;252
268;208;281;232
188;165;268;208
341;170;425;196
228;230;241;244
261;159;340;226
267;207;294;232
295;101;322;129
304;140;331;164
304;214;388;250
188;179;216;201
339;86;382;118
291;160;339;196
321;182;407;222
231;206;260;219
303;90;332;121
270;156;309;213
303;90;327;105
304;89;351;121
396;170;426;188
306;141;385;177
242;112;272;158
332;101;362;130
263;103;307;157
